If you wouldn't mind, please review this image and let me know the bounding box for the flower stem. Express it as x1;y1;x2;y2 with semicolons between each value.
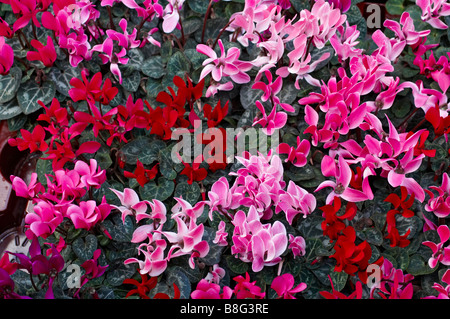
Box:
201;0;214;44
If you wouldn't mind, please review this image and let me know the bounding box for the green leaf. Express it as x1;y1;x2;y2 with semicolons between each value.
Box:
174;181;201;205
199;226;225;266
121;70;141;92
48;64;81;97
166;266;191;299
139;177;175;201
386;0;404;15
72;234;98;262
329;269;348;292
0;66;22;103
225;255;248;275
142;55;166;79
145;77;163;98
106;260;136;287
187;0;210;14
167;51;191;76
406;254;437;276
0;99;22;120
36;158;53;185
158;146;178;180
102;213;135;242
120;136;165;165
240;82;264;109
17;80;55;114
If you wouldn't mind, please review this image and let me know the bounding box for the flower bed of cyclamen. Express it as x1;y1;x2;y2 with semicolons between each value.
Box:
0;0;449;300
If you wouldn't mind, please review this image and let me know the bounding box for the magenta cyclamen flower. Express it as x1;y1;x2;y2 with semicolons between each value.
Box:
276;136;310;167
24;201;64;239
0;36;14;75
191;279;233;299
422;225;450;268
316;155;372;204
271;273;307;299
253;101;287;135
92;37;129;83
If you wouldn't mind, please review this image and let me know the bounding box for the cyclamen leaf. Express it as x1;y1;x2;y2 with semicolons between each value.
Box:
0;99;22;120
174;181;201;205
48;64;81;97
139;177;174;202
0;66;22;103
72;234;98;262
17;80;55;115
142;56;166;79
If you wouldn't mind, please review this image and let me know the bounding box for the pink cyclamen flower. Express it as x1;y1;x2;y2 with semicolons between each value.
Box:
191;279;233;299
278;180;316;224
422;225;450;268
416;0;450;29
384;12;430;45
316;155;372;204
231;206;287;272
91;37;129;83
288;234;306;257
11;172;44;199
0;36;14;75
252;70;295;112
197;39;252;84
271;273;307;299
26;36;57;67
213;220;228;246
204;264;226;284
66;199;111;231
207;176;238;220
124;239;168;276
24;201;64;239
425;173;450;218
162;0;185;33
276;136;310;167
109;188;149;223
253;101;287;135
74;159;106;189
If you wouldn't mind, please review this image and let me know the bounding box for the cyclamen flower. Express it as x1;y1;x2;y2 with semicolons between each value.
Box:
416;0;450;29
91;38;129;83
231;206;287;272
233;272;265;299
372;258;414;299
106;18;140;50
109;188;149;223
253;101;287;136
384;12;430;46
125;239;168;277
422;225;450;268
213;221;228;246
278;180;316;224
162;0;185;33
26;36;57;67
288;234;306;258
425;173;450;218
0;37;13;76
316;155;372;204
276;136;310;167
197;39;252;84
191;279;233;299
24;201;64;239
271;273;307;299
66;198;111;231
